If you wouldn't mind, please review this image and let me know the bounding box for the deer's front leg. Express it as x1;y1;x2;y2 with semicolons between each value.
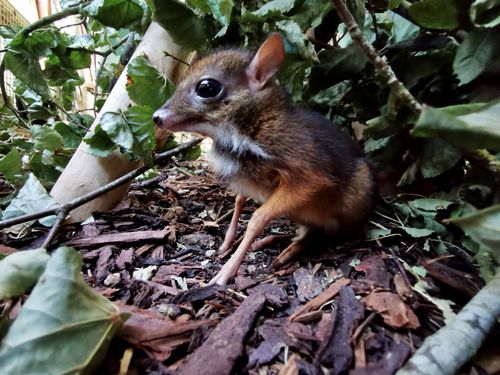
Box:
218;194;247;254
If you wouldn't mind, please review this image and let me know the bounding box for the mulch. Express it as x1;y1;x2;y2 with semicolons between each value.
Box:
2;159;497;375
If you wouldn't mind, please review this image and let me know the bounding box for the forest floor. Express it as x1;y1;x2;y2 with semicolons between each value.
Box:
2;158;498;375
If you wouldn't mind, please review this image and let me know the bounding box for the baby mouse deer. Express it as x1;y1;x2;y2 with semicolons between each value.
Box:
153;34;376;285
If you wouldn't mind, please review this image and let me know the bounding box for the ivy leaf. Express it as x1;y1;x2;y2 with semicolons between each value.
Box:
1;173;58;228
31;125;65;152
470;0;500;27
0;247;125;374
126;55;174;109
449;205;500;261
409;199;453;212
54;122;84;148
242;0;296;22
98;111;134;150
0;149;22;182
125;105;156;165
453;27;500;85
419;138;461;178
402;227;435;238
83;125;117;157
291;0;332;29
412;100;500;150
152;0;209;50
60;0;81;8
84;0;143;29
0;249;49;299
3;50;50;98
408;0;460;30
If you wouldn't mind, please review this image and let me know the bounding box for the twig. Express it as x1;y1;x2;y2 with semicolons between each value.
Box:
41;211;66;249
332;0;423;115
164;51;190;66
0;137;203;230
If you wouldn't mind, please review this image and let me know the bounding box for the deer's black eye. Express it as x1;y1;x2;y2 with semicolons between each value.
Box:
195;79;223;99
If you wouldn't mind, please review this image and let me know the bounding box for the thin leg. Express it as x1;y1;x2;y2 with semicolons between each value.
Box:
273;225;311;269
218;195;247;254
250;234;292;251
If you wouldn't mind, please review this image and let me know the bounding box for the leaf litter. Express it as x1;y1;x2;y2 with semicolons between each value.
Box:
0;160;496;374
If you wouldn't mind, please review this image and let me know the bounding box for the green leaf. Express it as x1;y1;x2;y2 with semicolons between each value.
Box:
208;0;233;37
99;111;134;150
290;0;332;29
242;0;296;22
309;46;367;91
402;226;435;238
0;247;125;374
408;0;460;30
83;125;117;157
10;29;60;58
54;122;83;148
409;198;453;212
453;28;500;85
0;25;17;39
3;51;50;98
419;138;461;178
84;0;144;29
390;12;420;43
152;0;209;50
125;105;156;165
412;101;500;150
126;55;174;109
0;249;49;299
345;0;366;28
449;204;500;261
31;125;65;152
276;20;316;60
1;173;58;228
179;144;202;161
470;0;500;27
0;149;22;182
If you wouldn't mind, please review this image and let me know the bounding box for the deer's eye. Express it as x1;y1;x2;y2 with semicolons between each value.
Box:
195;78;223;99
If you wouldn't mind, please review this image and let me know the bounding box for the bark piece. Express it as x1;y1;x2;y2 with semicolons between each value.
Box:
177;292;267;375
95;246;114;283
354;254;391;288
117;302;216;362
393;273;415;302
290;277;350;321
116;248;134;270
423;260;482;298
293;267;323;302
363;291;420;329
316;286;365;375
351;341;411;375
247;319;287;369
67;227;170;247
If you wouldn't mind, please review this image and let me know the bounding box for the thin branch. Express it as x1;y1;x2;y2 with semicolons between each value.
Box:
164;51;190;66
0;137;203;230
19;4;84;37
332;0;423;115
41;212;66;249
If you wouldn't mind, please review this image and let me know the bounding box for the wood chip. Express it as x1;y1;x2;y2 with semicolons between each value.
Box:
363;291;420;329
67;227;171;247
289;277;350;321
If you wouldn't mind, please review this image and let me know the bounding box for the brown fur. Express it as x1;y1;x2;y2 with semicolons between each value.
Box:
153;35;376;284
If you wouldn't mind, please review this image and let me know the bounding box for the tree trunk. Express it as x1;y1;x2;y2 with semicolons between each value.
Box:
50;22;187;222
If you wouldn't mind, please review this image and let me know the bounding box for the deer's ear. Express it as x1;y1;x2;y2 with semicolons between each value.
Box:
246;33;285;92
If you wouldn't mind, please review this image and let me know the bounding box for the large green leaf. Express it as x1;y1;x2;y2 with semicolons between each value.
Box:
1;174;58;227
276;20;316;60
83;125;117;157
3;51;50;98
30;125;64;152
0;247;125;374
419;138;461;178
242;0;296;22
0;249;49;300
126;55;174;109
0;149;22;182
470;0;500;27
449;205;500;261
412;101;500;150
84;0;144;29
125;105;156;165
453;28;500;85
152;0;209;50
290;0;332;29
98;111;134;150
408;0;460;30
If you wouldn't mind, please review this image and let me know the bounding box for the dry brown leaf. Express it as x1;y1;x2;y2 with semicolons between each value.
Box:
363;291;420;329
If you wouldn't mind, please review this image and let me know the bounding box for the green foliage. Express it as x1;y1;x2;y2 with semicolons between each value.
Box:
0;249;49;299
84;0;144;29
408;0;460;30
0;247;125;374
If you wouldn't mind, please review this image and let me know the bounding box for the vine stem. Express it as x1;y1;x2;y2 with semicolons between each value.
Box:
0;137;203;233
332;0;423;115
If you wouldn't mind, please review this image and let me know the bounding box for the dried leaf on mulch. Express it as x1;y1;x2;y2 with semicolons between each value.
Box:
363;291;420;329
